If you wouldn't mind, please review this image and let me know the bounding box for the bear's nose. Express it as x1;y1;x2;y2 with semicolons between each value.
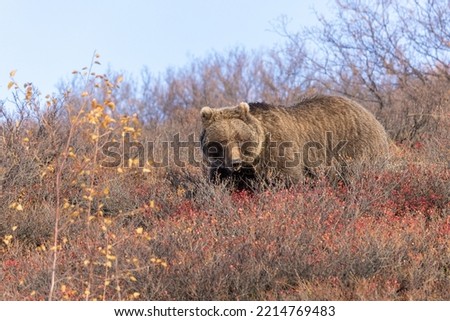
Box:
231;159;242;171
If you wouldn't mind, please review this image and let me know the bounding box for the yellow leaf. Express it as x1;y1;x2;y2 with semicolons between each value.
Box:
63;200;70;209
135;227;143;234
7;81;15;90
15;204;23;211
101;115;116;128
10;70;16;77
3;234;13;245
81;91;89;97
123;126;135;132
106;101;115;110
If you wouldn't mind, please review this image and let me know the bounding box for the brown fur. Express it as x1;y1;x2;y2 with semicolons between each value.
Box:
200;95;390;189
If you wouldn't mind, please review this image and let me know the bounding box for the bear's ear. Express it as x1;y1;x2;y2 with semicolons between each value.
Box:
200;106;213;123
238;102;250;118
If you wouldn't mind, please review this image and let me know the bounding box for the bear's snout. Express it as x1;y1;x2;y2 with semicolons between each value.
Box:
231;158;242;171
227;144;242;171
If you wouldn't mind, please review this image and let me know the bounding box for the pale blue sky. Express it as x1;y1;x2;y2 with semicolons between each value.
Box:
1;0;330;98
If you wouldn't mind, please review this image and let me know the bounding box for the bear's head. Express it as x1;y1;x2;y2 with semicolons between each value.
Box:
200;102;265;177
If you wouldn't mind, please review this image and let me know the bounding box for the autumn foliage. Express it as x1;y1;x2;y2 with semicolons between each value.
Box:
1;0;449;301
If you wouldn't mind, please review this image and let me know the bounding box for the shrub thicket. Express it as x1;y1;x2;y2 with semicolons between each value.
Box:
1;0;448;300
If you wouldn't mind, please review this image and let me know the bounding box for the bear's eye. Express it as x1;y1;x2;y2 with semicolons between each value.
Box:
204;142;224;158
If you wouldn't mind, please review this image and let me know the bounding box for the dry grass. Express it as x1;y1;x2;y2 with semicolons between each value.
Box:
1;79;448;300
1;1;449;298
1;158;448;300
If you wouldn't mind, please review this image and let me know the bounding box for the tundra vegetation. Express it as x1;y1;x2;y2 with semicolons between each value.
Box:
1;0;448;300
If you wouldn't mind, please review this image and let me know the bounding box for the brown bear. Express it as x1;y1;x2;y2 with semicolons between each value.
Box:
200;95;390;189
